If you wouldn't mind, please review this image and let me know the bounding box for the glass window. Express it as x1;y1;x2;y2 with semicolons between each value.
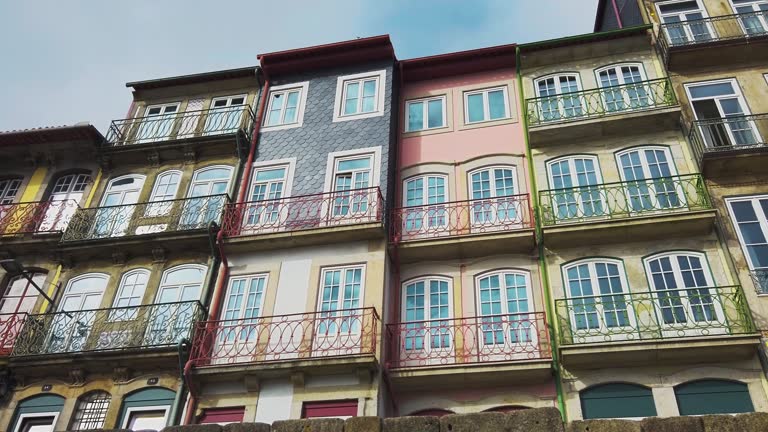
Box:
205;94;247;135
675;379;754;415
464;87;509;123
656;0;713;45
134;103;180;143
70;391;111;431
727;195;768;293
468;166;518;226
0;272;45;315
317;266;365;334
596;64;650;111
534;75;583;121
730;0;768;35
402;277;451;351
686;79;760;149
0;178;22;205
563;259;631;333
405;96;446;131
476;270;532;346
265;84;306;127
221;274;267;342
246;166;289;227
616;146;682;212
581;383;657;419
546;156;603;221
110;269;149;320
338;72;384;118
302;400;358;419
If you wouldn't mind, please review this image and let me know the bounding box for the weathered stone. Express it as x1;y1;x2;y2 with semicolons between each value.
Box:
508;408;564;432
700;414;744;432
567;419;641;432
161;426;222;432
271;418;344;432
737;412;768;431
345;416;382;432
223;423;272;432
640;416;703;432
440;412;507;432
383;416;440;432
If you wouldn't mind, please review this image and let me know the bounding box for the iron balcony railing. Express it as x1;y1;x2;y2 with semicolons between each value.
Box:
688;114;768;163
61;194;229;242
105;105;256;147
386;312;551;369
657;12;768;61
11;301;205;357
554;286;754;346
751;270;768;295
525;78;676;126
538;174;710;226
0;313;28;356
0;200;79;236
188;307;379;367
221;187;384;237
391;193;533;243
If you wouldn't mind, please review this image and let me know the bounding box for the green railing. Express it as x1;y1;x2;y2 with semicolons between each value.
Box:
538;174;710;226
555;285;755;346
525;78;677;126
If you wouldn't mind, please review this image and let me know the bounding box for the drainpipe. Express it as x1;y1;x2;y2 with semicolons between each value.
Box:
516;47;568;422
181;68;270;426
611;0;624;29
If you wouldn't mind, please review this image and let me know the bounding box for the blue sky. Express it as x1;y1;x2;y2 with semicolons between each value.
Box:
0;0;598;132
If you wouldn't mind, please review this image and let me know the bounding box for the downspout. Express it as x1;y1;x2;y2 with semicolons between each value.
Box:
611;0;624;29
516;47;567;421
181;67;270;425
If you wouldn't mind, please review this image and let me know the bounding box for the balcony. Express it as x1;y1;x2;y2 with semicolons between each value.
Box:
188;308;379;381
0;200;79;252
554;286;759;368
688;114;768;177
0;313;27;357
385;313;552;389
60;195;228;253
103;105;255;163
221;187;384;251
11;301;204;361
657;13;768;70
525;78;680;146
391;194;535;262
538;174;715;247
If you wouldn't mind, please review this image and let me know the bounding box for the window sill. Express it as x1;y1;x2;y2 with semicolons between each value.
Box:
457;116;517;131
262;122;303;132
402;125;452;138
332;110;385;123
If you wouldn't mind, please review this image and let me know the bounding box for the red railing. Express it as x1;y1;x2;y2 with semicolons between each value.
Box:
386;312;551;369
391;193;533;243
189;307;380;367
0;313;27;356
0;200;79;236
221;187;384;237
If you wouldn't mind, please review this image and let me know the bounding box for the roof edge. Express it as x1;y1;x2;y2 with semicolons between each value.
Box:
126;66;260;90
520;24;652;52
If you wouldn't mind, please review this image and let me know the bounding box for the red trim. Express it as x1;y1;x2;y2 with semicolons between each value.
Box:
611;0;624;29
400;44;517;82
198;407;245;424
302;400;358;418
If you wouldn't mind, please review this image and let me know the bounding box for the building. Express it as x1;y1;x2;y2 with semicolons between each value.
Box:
519;24;766;420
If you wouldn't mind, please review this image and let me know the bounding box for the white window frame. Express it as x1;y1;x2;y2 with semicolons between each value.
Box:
262;82;310;132
533;74;585;122
315;264;367;353
332;70;387;123
323;147;382;193
0;177;22;205
467;165;521;230
156;264;207;303
12;412;60;432
241;159;296;232
145;170;182;217
317;265;366;314
222;273;269;322
684;79;762;148
110;268;150;320
655;0;713;45
615;146;686;214
615;146;679;180
546;155;604;189
402;174;449;206
249;158;296;201
120;405;170;430
463;86;511;124
534;73;583;97
594;63;652;111
729;0;768;33
725;194;768;292
400;276;453;358
404;96;447;132
545;155;605;222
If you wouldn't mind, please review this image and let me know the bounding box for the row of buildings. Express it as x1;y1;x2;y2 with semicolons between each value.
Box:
0;0;767;430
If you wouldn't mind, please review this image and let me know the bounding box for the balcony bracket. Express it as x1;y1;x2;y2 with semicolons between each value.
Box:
290;371;305;387
244;375;260;392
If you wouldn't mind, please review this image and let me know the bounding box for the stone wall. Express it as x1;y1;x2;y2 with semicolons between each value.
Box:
76;407;768;432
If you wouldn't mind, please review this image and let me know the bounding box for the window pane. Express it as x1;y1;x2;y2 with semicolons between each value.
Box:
689;83;735;99
408;101;424;131
467;93;485;122
488;90;507;120
344;82;360;115
427;99;444;128
338;158;370;171
255;168;286;182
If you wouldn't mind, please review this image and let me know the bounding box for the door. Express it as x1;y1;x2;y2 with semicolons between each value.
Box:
402;175;448;238
596;64;650;112
645;253;725;337
535;75;584;121
133;103;179;143
244;166;288;232
331;156;373;220
315;266;365;357
686;80;761;149
547;157;604;222
216;274;267;364
400;278;451;365
617;147;684;213
93;175;145;238
469;167;519;230
39;173;90;232
657;0;714;45
204;95;247;135
180;167;232;229
731;0;768;35
727;196;768;293
0;273;44;352
0;178;22;229
146;266;204;345
47;274;108;354
476;271;537;360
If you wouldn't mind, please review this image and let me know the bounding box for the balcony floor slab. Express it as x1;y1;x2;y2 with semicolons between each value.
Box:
223;222;385;253
395;229;536;263
387;359;553;391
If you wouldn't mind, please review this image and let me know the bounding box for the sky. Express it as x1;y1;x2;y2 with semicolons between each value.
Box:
0;0;599;133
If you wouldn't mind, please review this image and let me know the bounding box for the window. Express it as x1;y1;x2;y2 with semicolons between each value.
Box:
616;146;683;212
181;166;232;228
40;173;91;232
146;171;181;217
245;163;291;229
328;151;377;219
656;0;713;45
675;379;754;415
205;94;247;135
402;277;452;351
118;388;175;431
546;156;604;221
318;266;365;334
405;96;446;131
94;174;146;238
110;269;149;320
534;74;583;121
47;274;108;353
726;195;768;293
475;270;533;347
0;177;22;205
302;400;357;419
468;166;520;227
730;0;768;34
581;383;657;419
134;103;180;143
333;70;387;122
595;64;651;111
686;79;761;149
147;265;206;344
70;391;111;430
0;272;45;315
264;82;309;130
464;86;509;123
11;395;64;432
221;274;267;343
124;409;168;432
402;175;448;235
198;407;245;425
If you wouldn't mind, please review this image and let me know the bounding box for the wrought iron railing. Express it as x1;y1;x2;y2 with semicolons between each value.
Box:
391;193;533;243
657;12;768;61
61;194;229;242
221;187;384;237
688;114;768;163
526;78;676;126
538;174;710;226
0;313;28;356
188;307;380;367
105;105;256;146
386;312;550;369
554;286;754;346
11;301;205;357
0;200;79;236
751;270;768;295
